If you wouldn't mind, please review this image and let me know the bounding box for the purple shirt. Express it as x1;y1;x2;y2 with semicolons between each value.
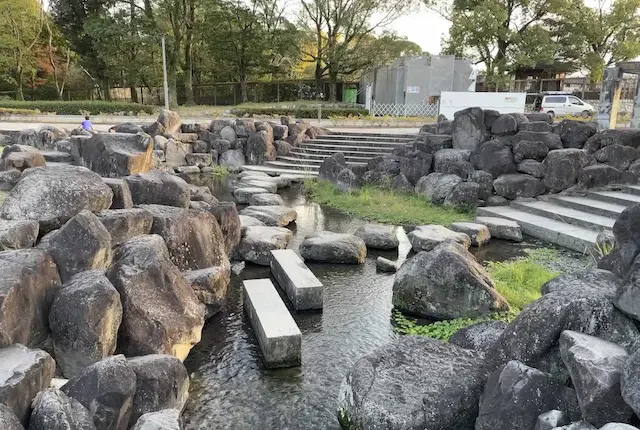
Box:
81;120;92;130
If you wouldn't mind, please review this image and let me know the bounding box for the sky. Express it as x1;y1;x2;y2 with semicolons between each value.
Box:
387;6;451;55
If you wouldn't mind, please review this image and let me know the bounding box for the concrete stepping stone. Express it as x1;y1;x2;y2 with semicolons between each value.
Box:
474;216;523;242
270;249;323;311
243;278;302;368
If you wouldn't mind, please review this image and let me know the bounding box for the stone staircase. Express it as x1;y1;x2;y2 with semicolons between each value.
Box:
477;185;640;252
242;132;416;176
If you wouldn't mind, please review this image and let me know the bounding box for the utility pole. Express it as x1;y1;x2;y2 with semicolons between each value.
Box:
161;36;170;110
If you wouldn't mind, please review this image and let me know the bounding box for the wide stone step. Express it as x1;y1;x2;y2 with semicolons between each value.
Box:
511;200;616;231
327;133;416;140
295;147;390;158
289;151;378;162
476;206;599;252
622;184;640;196
243;278;302;368
301;143;400;153
549;195;627;218
587;190;640;207
265;160;320;171
270;249;323;311
277;156;367;167
311;138;408;148
241;165;318;177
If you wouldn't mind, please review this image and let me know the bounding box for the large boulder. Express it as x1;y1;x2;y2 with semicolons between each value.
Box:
0;404;23;430
77;133;154;178
157;109;181;134
413;133;453;153
109;123;144;134
448;320;506;352
527;113;553;124
131;409;182;430
319;153;347;183
0;169;21;191
128;355;189;426
393;242;508;320
0;249;61;347
49;270;123;379
233;187;271;204
470;140;517;178
29;388;96;430
338;336;485;430
336;168;357;192
494;173;546;199
578;165;638;189
475;216;523;241
535;410;571;430
0;219;38;251
443;181;480;211
559;330;632;426
407;224;471;252
414;172;462;204
470;169;494;200
518;159;546;178
239;205;297;227
102;178;134;209
141;205;227;271
399;156;432;185
106;235;204;359
299;231;367;264
0;147;45;172
593;144;638;170
245;131;276;165
557;120;597;149
520;121;553;133
452;107;487;151
0;344;55;426
39;210;113;283
433;148;473;178
513;140;550;163
235;226;292;266
207;202;241;256
599;204;640;278
449;221;491;247
124;170;191;208
62;355;136;430
96;208;153;246
584;129;640;153
164;139;193;168
621;348;640;417
354;224;399;250
1;165;113;232
218;149;245;169
491;114;519;135
543;149;595;193
475;360;579;430
484;270;640;379
184;262;230;316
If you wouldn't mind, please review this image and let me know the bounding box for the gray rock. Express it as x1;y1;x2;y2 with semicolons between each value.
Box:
272;125;288;140
513;140;550;163
206;202;241;256
399;156;432;185
0;249;61;347
106;235;204;359
249;193;285;206
245;131;275;165
599;204;640;278
300;231;366;264
554;420;598;429
449;320;507;353
535;410;571;430
128;355;189;426
585;129;640;153
559;330;632;426
210;119;235;134
393;242;508;319
157;109;181;134
527;113;553;124
376;256;399;272
218;149;245;169
0;169;21;191
452;107;487;151
521;121;554;133
239;215;265;227
0;344;55;426
186;185;217;205
184;153;212;168
486;195;510;206
598;424;640;430
337;336;485;430
354;224;399;250
163;139;193;168
233;187;270;204
594;144;638;171
407;224;471;252
240;205;297;227
102;178;134;210
443;181;480;211
141;204;227;271
131;409;182;430
621;348;640;417
0;148;45;172
470;140;517;178
557;120;597;149
449;221;491;247
511;131;563;150
62;355;136;430
492;114;519;135
433;148;473;178
96;208;153;246
541;269;623;296
29;388;96;430
391;173;414;192
336;168;357;192
508;113;530;124
484;270;640;379
1;165;113;232
414;172;463;204
470;169;494;200
49;270;123;379
494;173;546;199
220;126;237;144
236;226;292;266
319;153;347;183
483;109;501;130
476;360;579;430
192;140;208;153
184;262;230;314
518;159;547;178
413;133;453;153
475;216;523;241
275;140;292;156
125;170;191;208
153;136;168;151
578;165;637;189
0;219;38;251
39;210;112;283
237;179;277;194
77;133;154;178
0;404;22;430
210;139;231;155
175;166;199;175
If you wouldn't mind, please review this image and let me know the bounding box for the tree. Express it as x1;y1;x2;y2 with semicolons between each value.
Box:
44;17;73;100
0;0;45;100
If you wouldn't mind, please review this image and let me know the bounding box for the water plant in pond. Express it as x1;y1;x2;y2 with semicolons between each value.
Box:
0;191;5;205
212;165;229;177
303;179;472;226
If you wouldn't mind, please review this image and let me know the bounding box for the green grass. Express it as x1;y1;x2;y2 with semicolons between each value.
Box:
303;179;472;225
212;165;229;176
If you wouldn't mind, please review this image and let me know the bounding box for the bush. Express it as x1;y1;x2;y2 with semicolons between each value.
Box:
230;106;368;119
0;100;156;115
0;107;39;116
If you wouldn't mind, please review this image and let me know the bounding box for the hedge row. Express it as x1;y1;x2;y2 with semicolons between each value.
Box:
0;100;156;115
230;106;368;119
0;107;39;116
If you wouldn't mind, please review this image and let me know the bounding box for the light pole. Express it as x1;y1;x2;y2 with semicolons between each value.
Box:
161;36;170;110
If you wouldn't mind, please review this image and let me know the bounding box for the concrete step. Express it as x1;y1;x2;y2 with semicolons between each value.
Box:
548;195;627;218
270;249;323;311
622;185;640;196
241;165;318;177
510;200;616;230
587;190;640;207
311;138;409;148
289;151;377;162
277;156;367;166
327;133;416;140
295;147;390;158
265;160;320;171
301;143;398;153
476;206;599;252
243;278;302;368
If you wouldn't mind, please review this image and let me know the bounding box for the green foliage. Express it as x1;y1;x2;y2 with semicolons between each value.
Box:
0;191;6;206
0;107;39;116
212;165;229;177
230;106;369;119
0;100;155;115
594;241;614;259
303;179;472;225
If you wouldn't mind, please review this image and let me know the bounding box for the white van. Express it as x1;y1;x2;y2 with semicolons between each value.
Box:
535;94;594;119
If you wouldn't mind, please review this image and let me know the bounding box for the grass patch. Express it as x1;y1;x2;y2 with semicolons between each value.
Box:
230;106;367;119
212;165;229;177
0;107;39;116
0;100;155;115
303;179;472;225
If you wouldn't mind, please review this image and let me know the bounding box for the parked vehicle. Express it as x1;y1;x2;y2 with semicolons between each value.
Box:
533;94;594;119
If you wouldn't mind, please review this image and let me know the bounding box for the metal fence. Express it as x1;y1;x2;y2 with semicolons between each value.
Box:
371;103;439;117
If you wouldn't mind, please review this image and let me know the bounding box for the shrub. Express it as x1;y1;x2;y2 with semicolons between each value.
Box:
230;106;368;119
0;100;156;115
0;107;39;116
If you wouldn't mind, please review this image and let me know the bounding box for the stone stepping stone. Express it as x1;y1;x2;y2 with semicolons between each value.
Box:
240;206;297;227
449;222;491;247
270;249;322;311
233;187;271;204
249;193;285;206
407;225;471;252
354;224;399;250
236;226;292;265
474;216;523;242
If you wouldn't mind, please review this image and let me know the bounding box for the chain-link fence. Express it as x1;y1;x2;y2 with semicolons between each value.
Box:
371;103;439;117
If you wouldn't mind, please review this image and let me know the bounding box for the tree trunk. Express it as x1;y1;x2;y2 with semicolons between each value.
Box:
240;74;249;103
102;77;112;101
328;71;338;102
315;62;323;97
167;48;179;108
15;66;24;101
130;84;139;103
183;0;196;105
